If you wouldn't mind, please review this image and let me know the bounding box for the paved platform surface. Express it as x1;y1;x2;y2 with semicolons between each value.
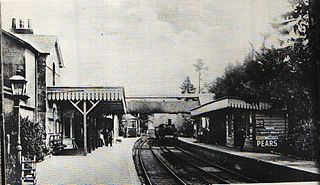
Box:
179;137;319;175
36;137;141;185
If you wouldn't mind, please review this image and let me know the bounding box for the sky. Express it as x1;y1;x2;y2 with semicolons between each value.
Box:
2;0;292;95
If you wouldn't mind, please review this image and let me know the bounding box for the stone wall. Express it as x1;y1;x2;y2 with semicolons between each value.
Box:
2;33;26;87
37;54;47;125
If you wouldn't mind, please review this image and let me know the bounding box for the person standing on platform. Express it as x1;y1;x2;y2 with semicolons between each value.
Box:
103;128;108;147
99;129;105;146
107;129;113;147
203;128;209;144
239;127;246;151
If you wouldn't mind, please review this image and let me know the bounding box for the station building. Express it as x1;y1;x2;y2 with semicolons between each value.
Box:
2;18;64;153
2;18;66;183
191;97;287;151
2;18;127;183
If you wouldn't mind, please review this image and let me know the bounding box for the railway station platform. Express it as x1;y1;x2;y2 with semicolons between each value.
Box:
36;137;141;185
178;137;319;182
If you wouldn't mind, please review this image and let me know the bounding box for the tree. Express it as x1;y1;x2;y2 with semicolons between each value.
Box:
273;0;317;158
180;114;194;137
208;0;317;158
180;76;196;94
193;59;208;94
272;0;309;44
309;0;320;160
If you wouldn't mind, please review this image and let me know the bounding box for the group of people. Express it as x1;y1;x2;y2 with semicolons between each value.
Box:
99;129;113;147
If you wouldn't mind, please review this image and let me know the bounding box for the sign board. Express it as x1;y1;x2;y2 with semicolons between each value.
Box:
256;135;278;140
265;126;274;130
256;139;278;147
256;119;264;128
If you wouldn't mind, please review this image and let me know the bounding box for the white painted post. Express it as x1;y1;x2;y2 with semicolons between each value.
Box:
70;118;73;139
83;101;87;155
113;114;118;143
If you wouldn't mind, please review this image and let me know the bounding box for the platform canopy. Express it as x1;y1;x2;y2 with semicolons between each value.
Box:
47;86;127;114
48;86;124;101
191;97;271;117
47;86;127;155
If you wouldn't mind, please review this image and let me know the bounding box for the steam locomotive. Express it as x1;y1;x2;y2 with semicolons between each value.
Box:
155;123;177;140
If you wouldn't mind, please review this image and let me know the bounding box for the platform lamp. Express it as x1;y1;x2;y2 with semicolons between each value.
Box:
9;70;28;182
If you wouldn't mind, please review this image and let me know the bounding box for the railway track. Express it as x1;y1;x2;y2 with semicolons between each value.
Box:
137;139;186;185
136;138;258;184
154;145;223;184
163;145;259;184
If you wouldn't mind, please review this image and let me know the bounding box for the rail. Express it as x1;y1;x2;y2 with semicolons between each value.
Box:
163;145;259;184
161;145;229;184
149;143;187;185
175;146;259;183
137;139;152;185
137;139;186;185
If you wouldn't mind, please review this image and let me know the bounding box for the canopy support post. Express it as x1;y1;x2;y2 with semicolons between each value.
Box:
83;101;87;155
69;100;100;155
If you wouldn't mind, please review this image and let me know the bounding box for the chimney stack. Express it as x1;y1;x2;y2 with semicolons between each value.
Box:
12;18;33;34
19;19;25;28
27;19;31;29
12;18;16;30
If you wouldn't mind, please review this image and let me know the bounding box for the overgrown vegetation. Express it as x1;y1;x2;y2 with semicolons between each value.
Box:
6;116;47;184
20;117;47;161
209;0;317;159
176;114;194;137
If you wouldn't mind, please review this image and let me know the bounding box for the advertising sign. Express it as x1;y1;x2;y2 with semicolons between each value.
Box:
256;139;278;147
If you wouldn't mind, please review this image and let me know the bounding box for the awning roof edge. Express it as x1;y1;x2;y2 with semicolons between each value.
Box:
191;97;271;117
47;86;126;102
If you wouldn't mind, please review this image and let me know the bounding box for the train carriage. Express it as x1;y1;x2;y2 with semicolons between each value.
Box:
122;114;140;137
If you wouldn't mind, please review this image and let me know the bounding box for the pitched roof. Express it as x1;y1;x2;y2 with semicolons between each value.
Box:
3;30;64;67
191;97;271;117
13;33;58;53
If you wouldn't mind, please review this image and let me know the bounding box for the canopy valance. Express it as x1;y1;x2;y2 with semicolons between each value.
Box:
47;87;125;101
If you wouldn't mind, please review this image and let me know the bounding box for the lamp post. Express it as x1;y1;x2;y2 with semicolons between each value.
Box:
9;70;28;183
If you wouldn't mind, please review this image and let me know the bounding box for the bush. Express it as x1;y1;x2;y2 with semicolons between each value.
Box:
20;117;46;161
176;114;194;137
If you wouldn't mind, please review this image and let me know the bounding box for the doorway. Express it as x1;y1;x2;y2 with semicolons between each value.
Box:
64;118;71;138
234;113;247;147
